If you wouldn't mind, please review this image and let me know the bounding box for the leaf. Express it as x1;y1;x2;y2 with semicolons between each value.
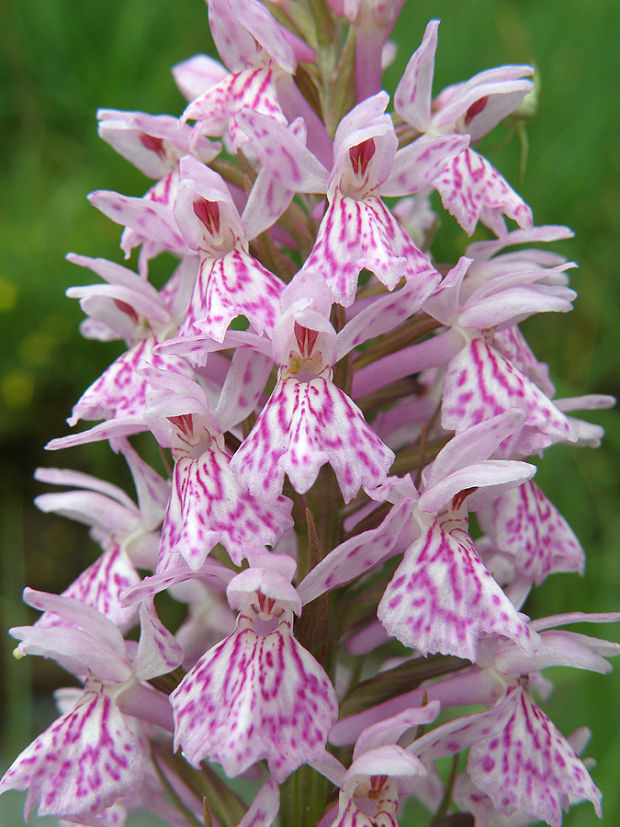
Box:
340;653;469;718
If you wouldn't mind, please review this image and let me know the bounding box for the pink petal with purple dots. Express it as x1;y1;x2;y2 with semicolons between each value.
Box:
303;193;438;307
158;445;293;570
383;133;469;197
492;325;555;397
236;108;329;194
180;249;284;342
434;147;533;236
0;683;148;821
34;545;140;633
133;599;183;680
185;66;287;153
441;337;575;457
412;689;519;762
88;174;186;259
230;376;394;503
378;519;535;661
478;480;585;585
170;616;338;782
468;687;602;827
68;336;193;427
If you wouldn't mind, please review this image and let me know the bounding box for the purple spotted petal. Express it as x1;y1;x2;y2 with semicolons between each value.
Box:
383;134;469;196
180;249;284;342
434;148;533;236
441;338;575;457
69;336;193;427
132;599;183;680
230;376;394;503
493;325;555;397
184;66;287;152
35;545;140;633
303;193;438;306
378;520;535;661
332;791;398;827
468;687;602;827
69;338;151;425
0;683;148;821
88;175;186;259
236;108;328;194
159;445;293;570
477;480;585;585
170;617;338;782
412;690;520;762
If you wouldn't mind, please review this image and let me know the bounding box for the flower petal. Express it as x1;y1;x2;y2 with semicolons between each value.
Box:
303;194;437;306
158;447;292;571
231;377;394;503
171;618;338;782
183;249;284;342
468;688;602;827
478;480;585;585
378;520;536;660
0;686;148;821
434;148;533;236
34;546;140;633
441;338;575;457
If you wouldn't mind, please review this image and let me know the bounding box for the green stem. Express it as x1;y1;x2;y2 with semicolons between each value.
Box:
429;753;460;826
279;763;331;827
353;317;441;371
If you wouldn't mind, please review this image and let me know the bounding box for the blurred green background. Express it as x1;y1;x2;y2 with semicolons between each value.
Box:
1;0;619;824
